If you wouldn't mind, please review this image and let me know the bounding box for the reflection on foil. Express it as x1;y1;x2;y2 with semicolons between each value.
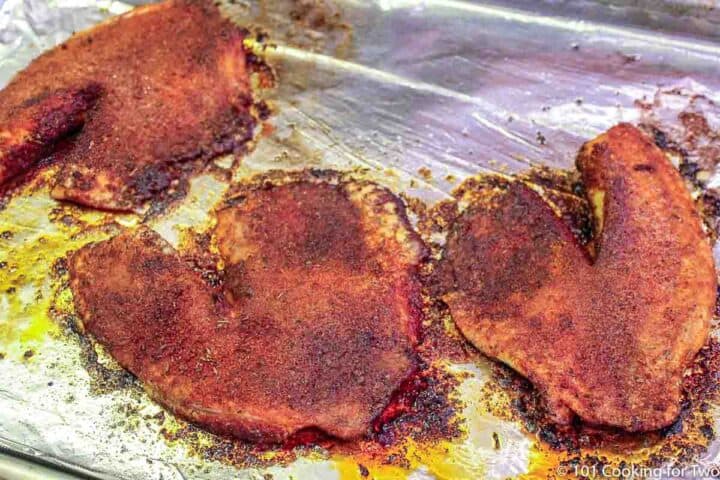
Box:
0;0;132;86
1;0;720;479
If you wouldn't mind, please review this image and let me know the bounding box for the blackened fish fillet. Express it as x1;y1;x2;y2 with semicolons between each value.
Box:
69;178;426;441
0;0;253;210
438;124;716;431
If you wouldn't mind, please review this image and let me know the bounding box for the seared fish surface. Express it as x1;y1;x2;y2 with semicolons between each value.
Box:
0;0;253;210
438;124;716;431
69;178;425;441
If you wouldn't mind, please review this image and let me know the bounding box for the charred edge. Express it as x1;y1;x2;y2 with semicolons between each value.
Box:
221;168;365;206
641;125;700;189
371;364;462;448
245;51;277;90
66;314;138;393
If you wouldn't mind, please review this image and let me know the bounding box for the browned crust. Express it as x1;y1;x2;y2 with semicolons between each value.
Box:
439;123;716;431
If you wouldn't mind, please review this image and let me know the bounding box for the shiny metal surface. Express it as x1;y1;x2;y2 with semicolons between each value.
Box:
0;0;719;479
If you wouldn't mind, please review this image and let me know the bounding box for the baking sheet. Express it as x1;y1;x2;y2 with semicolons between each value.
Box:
1;0;720;479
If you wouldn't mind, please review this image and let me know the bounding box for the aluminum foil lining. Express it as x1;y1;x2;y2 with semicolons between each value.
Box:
1;0;720;479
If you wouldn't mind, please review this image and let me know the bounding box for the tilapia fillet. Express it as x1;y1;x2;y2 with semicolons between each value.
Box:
0;0;253;210
438;124;716;431
69;178;426;441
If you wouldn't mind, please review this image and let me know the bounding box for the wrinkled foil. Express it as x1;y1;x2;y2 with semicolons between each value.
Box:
1;0;720;479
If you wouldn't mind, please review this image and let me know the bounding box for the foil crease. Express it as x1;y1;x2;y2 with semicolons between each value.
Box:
1;0;720;479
